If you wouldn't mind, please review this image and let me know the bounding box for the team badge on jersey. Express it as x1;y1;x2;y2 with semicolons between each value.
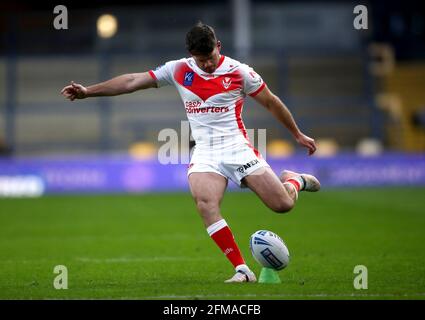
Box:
184;72;194;86
222;77;232;89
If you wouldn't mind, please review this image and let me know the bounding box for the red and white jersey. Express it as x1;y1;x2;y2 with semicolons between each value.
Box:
149;55;266;153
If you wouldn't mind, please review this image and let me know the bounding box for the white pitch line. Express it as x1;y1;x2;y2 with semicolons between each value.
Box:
142;293;425;299
0;256;215;264
75;256;215;263
43;293;425;300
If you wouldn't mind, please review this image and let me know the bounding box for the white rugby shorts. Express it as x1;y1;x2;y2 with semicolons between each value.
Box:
187;143;270;187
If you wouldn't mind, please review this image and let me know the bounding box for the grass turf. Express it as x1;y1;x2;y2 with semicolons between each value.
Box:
0;188;424;299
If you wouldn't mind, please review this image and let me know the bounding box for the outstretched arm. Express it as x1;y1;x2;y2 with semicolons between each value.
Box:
61;72;157;101
252;85;317;155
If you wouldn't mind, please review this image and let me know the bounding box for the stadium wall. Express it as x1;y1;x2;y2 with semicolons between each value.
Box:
0;154;424;197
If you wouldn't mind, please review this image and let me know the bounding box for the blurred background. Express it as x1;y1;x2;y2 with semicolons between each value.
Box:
1;0;425;196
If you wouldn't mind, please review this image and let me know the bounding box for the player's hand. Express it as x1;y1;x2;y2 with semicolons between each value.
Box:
61;81;88;101
295;133;317;156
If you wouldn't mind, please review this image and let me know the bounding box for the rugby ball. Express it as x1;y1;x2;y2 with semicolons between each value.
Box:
250;230;290;270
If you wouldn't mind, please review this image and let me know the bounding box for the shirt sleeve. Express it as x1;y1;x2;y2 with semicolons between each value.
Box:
149;60;178;88
239;64;266;97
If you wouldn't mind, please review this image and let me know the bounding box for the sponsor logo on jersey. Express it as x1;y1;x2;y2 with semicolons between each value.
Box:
185;101;230;114
183;71;194;86
236;159;259;173
222;77;232;89
185;106;230;114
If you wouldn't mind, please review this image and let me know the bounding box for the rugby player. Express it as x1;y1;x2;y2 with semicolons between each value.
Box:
61;22;320;283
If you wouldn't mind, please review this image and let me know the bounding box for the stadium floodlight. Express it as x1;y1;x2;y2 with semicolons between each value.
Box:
97;14;118;38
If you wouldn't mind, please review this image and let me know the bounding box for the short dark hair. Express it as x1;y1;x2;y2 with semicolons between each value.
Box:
185;22;217;55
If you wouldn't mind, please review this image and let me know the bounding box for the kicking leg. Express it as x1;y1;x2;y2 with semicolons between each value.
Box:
243;167;296;213
279;170;321;193
243;167;320;213
188;172;256;283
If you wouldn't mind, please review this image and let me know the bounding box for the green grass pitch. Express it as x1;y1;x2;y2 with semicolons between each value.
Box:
0;188;424;299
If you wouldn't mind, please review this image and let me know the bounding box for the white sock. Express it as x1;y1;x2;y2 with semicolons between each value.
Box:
289;175;305;190
206;219;227;236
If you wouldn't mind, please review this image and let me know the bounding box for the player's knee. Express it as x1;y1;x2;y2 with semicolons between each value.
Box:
270;198;294;214
195;198;219;215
